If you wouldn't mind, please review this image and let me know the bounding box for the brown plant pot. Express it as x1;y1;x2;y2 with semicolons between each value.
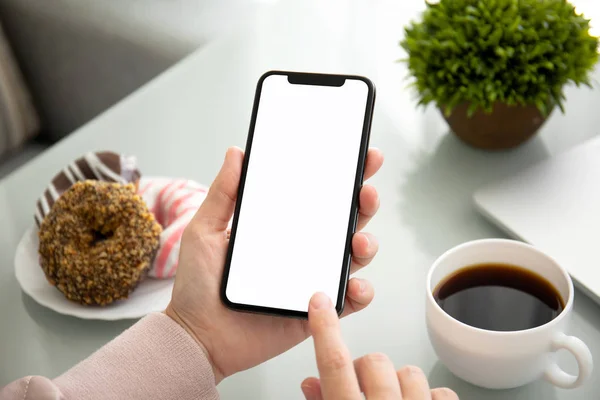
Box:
441;102;551;150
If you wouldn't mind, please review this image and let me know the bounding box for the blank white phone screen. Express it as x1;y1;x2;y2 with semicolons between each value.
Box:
225;74;369;312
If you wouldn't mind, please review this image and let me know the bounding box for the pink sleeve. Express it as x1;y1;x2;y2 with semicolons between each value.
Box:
1;313;219;400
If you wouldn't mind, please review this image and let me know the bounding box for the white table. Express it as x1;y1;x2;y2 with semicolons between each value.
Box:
2;1;600;398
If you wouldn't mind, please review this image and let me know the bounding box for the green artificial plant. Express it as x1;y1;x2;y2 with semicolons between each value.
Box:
400;0;599;117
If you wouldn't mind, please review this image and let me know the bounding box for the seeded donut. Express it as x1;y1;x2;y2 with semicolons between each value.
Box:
38;180;162;305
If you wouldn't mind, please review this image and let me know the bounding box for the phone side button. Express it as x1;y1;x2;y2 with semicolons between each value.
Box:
352;209;359;233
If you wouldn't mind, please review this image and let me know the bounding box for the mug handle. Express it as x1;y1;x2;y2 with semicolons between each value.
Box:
543;332;593;389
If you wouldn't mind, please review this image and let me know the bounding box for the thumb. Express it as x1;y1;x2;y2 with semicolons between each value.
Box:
192;147;244;234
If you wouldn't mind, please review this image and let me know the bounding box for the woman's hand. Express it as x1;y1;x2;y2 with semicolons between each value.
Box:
165;146;384;383
301;293;459;400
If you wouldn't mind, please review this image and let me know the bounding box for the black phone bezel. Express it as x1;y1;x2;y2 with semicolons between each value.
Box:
220;70;376;319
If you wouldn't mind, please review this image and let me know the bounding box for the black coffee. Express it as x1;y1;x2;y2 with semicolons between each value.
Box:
433;263;564;332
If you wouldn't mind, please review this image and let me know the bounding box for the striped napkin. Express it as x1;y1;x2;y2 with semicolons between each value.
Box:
138;177;208;278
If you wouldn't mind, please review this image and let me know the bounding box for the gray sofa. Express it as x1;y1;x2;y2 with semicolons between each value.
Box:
0;0;267;176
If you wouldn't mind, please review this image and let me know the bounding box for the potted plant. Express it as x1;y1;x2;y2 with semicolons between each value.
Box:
400;0;599;150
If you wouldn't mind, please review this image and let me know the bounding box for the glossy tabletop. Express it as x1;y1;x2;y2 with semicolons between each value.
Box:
1;1;600;398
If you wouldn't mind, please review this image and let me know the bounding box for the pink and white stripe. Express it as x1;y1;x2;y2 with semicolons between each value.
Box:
139;177;208;278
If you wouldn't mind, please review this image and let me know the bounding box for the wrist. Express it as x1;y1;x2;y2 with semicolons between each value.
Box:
164;305;225;384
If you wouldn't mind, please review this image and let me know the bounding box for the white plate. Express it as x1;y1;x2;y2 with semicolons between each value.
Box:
14;227;174;320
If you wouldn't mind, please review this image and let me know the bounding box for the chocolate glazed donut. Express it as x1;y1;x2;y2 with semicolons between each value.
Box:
34;151;141;227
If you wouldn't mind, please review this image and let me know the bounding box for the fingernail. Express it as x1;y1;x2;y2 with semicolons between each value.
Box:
311;293;332;310
300;385;312;400
407;366;424;377
363;234;371;250
358;279;366;293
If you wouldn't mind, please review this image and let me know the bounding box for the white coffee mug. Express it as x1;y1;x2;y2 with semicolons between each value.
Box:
426;239;593;389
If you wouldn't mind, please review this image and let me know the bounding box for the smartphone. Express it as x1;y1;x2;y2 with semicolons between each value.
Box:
221;70;375;318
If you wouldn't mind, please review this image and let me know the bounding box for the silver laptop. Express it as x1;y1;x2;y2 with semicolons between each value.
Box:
474;136;600;303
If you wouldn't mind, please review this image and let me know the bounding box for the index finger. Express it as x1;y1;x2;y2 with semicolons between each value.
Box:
308;293;361;400
363;148;384;181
